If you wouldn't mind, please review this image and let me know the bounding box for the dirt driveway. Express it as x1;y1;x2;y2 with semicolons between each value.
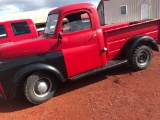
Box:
0;45;160;120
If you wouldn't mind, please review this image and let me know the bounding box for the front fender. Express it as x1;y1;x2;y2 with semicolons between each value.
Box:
9;63;66;99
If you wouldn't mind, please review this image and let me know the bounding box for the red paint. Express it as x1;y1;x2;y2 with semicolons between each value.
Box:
104;19;160;60
0;36;52;60
0;83;6;100
0;3;159;77
101;21;130;31
0;19;38;44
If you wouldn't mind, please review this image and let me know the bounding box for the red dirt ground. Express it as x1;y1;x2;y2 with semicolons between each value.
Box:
0;45;160;120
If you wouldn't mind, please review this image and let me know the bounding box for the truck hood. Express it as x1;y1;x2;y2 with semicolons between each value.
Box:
0;36;53;60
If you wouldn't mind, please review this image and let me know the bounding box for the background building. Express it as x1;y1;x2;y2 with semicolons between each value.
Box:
97;0;160;25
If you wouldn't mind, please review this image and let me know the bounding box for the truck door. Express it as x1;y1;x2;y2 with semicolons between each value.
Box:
56;10;102;77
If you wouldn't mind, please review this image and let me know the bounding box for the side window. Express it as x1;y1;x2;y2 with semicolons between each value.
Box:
0;25;7;38
11;22;31;36
62;12;91;33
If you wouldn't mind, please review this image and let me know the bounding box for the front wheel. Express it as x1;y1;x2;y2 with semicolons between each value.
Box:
24;72;58;104
129;45;152;71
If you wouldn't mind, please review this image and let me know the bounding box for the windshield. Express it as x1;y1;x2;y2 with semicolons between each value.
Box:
44;14;59;35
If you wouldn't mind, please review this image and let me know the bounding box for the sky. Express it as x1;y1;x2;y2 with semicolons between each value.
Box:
0;0;99;16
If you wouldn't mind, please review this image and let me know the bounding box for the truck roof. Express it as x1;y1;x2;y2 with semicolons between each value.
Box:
49;3;96;15
0;19;33;24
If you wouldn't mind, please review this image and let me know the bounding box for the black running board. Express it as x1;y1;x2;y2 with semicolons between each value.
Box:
68;59;128;81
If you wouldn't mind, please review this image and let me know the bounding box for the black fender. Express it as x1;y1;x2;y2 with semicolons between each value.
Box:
122;36;159;60
9;63;66;99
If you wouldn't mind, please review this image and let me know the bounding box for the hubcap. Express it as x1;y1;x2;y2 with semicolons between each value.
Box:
34;78;52;97
138;52;147;63
36;81;48;94
137;51;149;66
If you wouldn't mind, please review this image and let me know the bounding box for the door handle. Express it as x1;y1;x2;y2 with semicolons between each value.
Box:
102;47;107;52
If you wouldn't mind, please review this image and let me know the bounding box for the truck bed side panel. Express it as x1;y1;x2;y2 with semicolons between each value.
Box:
103;20;160;60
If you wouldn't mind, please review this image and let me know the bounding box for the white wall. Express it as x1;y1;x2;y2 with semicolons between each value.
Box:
100;0;159;24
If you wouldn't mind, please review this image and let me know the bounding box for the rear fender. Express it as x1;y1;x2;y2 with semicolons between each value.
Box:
122;36;159;59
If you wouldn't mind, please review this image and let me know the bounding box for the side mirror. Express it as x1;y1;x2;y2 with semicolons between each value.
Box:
58;33;62;44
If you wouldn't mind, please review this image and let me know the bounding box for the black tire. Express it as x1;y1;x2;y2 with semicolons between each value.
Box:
24;72;58;104
129;45;152;71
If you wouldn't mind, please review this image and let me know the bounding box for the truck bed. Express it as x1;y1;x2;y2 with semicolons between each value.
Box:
102;19;160;60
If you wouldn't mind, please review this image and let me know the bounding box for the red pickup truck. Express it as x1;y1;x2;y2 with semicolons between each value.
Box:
0;3;159;104
0;19;38;44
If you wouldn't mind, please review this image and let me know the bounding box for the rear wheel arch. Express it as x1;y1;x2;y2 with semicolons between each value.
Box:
121;36;159;59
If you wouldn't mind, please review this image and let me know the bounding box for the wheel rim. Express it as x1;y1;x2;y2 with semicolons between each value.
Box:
33;77;52;98
137;51;149;66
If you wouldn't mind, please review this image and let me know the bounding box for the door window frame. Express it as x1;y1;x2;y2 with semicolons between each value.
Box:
0;24;8;39
11;21;31;36
58;9;95;35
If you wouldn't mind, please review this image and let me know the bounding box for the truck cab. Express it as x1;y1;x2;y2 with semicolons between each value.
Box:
44;3;105;77
0;19;38;44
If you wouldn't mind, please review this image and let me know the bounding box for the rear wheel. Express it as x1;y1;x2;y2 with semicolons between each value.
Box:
24;72;58;104
129;45;152;70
